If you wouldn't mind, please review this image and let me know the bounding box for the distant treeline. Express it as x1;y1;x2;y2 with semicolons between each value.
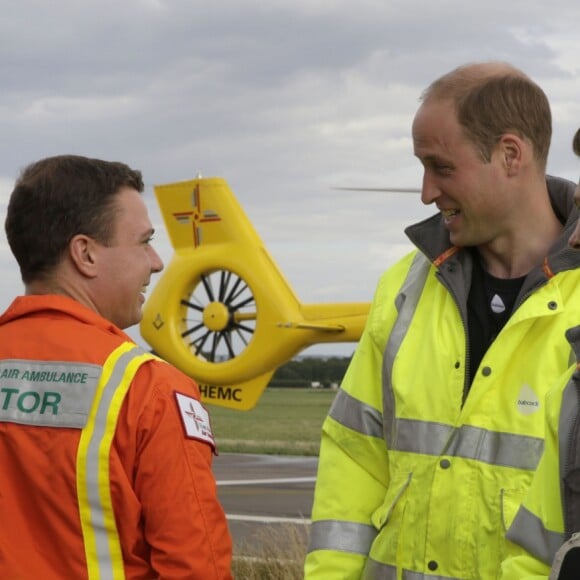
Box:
269;356;352;388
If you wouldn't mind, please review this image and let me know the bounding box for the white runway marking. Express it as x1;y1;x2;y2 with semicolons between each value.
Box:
217;476;316;486
226;514;311;524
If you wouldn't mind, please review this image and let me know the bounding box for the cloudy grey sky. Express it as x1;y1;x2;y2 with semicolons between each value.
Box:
1;0;579;357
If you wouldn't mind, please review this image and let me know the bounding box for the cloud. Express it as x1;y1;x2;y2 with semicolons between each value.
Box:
1;0;580;357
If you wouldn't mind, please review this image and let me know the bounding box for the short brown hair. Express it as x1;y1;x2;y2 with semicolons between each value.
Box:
421;62;552;170
5;155;144;284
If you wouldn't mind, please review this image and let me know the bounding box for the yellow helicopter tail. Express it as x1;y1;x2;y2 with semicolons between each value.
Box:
154;177;267;251
141;176;367;411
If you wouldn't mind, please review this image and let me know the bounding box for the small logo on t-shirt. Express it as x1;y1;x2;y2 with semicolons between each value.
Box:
491;294;506;314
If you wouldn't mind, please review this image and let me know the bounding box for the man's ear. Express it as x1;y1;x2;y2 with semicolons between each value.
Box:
69;234;99;278
499;133;525;176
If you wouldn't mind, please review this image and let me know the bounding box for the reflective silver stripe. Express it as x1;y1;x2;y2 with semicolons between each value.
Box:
559;379;580;513
394;417;452;456
363;558;458;579
0;358;101;427
328;389;383;439
394;418;543;470
506;504;564;565
362;558;397;579
78;345;156;580
443;424;543;470
308;520;377;555
329;404;544;470
85;347;144;575
383;253;431;448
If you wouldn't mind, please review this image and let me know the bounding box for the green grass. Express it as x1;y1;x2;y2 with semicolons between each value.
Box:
207;387;336;455
232;523;309;579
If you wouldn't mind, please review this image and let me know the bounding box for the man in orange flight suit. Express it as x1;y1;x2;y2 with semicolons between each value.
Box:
0;155;233;578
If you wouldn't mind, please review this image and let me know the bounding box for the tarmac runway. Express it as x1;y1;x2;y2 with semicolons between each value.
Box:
213;453;318;557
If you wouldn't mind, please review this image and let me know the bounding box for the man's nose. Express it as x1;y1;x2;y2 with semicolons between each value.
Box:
421;174;441;205
150;247;164;273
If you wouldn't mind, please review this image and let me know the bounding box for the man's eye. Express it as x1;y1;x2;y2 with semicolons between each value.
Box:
434;165;452;175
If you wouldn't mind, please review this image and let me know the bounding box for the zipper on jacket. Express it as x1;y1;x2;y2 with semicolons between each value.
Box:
434;266;471;407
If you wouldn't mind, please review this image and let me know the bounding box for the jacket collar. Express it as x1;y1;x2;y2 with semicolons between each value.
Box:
0;294;131;342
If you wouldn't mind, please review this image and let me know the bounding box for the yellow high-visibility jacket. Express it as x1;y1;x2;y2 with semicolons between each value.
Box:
305;177;580;579
501;326;580;580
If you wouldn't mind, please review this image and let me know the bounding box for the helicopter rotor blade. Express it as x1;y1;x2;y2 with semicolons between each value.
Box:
332;186;421;193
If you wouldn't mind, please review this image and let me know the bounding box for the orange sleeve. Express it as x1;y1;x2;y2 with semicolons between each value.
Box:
122;362;233;579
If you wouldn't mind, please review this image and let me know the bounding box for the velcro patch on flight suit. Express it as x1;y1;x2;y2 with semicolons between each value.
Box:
174;391;216;452
0;359;102;428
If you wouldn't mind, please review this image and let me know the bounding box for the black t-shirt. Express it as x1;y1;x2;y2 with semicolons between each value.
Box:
467;254;526;387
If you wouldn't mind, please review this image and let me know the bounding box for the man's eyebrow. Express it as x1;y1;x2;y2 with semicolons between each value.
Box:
416;153;451;165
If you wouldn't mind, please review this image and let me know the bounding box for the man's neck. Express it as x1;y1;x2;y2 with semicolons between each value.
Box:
478;211;563;279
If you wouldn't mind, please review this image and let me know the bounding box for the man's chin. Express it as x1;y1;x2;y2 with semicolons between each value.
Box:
118;311;143;332
449;231;476;248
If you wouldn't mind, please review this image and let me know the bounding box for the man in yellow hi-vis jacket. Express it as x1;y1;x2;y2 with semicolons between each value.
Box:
305;63;580;579
500;131;580;580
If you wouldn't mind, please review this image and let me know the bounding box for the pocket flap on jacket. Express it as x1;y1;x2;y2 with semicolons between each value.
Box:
371;471;413;530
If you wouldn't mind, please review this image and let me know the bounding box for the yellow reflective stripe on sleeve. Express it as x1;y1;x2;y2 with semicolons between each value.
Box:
308;520;377;555
77;342;156;580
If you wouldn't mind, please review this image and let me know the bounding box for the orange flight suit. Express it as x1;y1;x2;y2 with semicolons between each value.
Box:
0;295;233;579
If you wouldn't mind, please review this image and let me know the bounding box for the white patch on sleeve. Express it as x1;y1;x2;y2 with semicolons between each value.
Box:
175;392;216;451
